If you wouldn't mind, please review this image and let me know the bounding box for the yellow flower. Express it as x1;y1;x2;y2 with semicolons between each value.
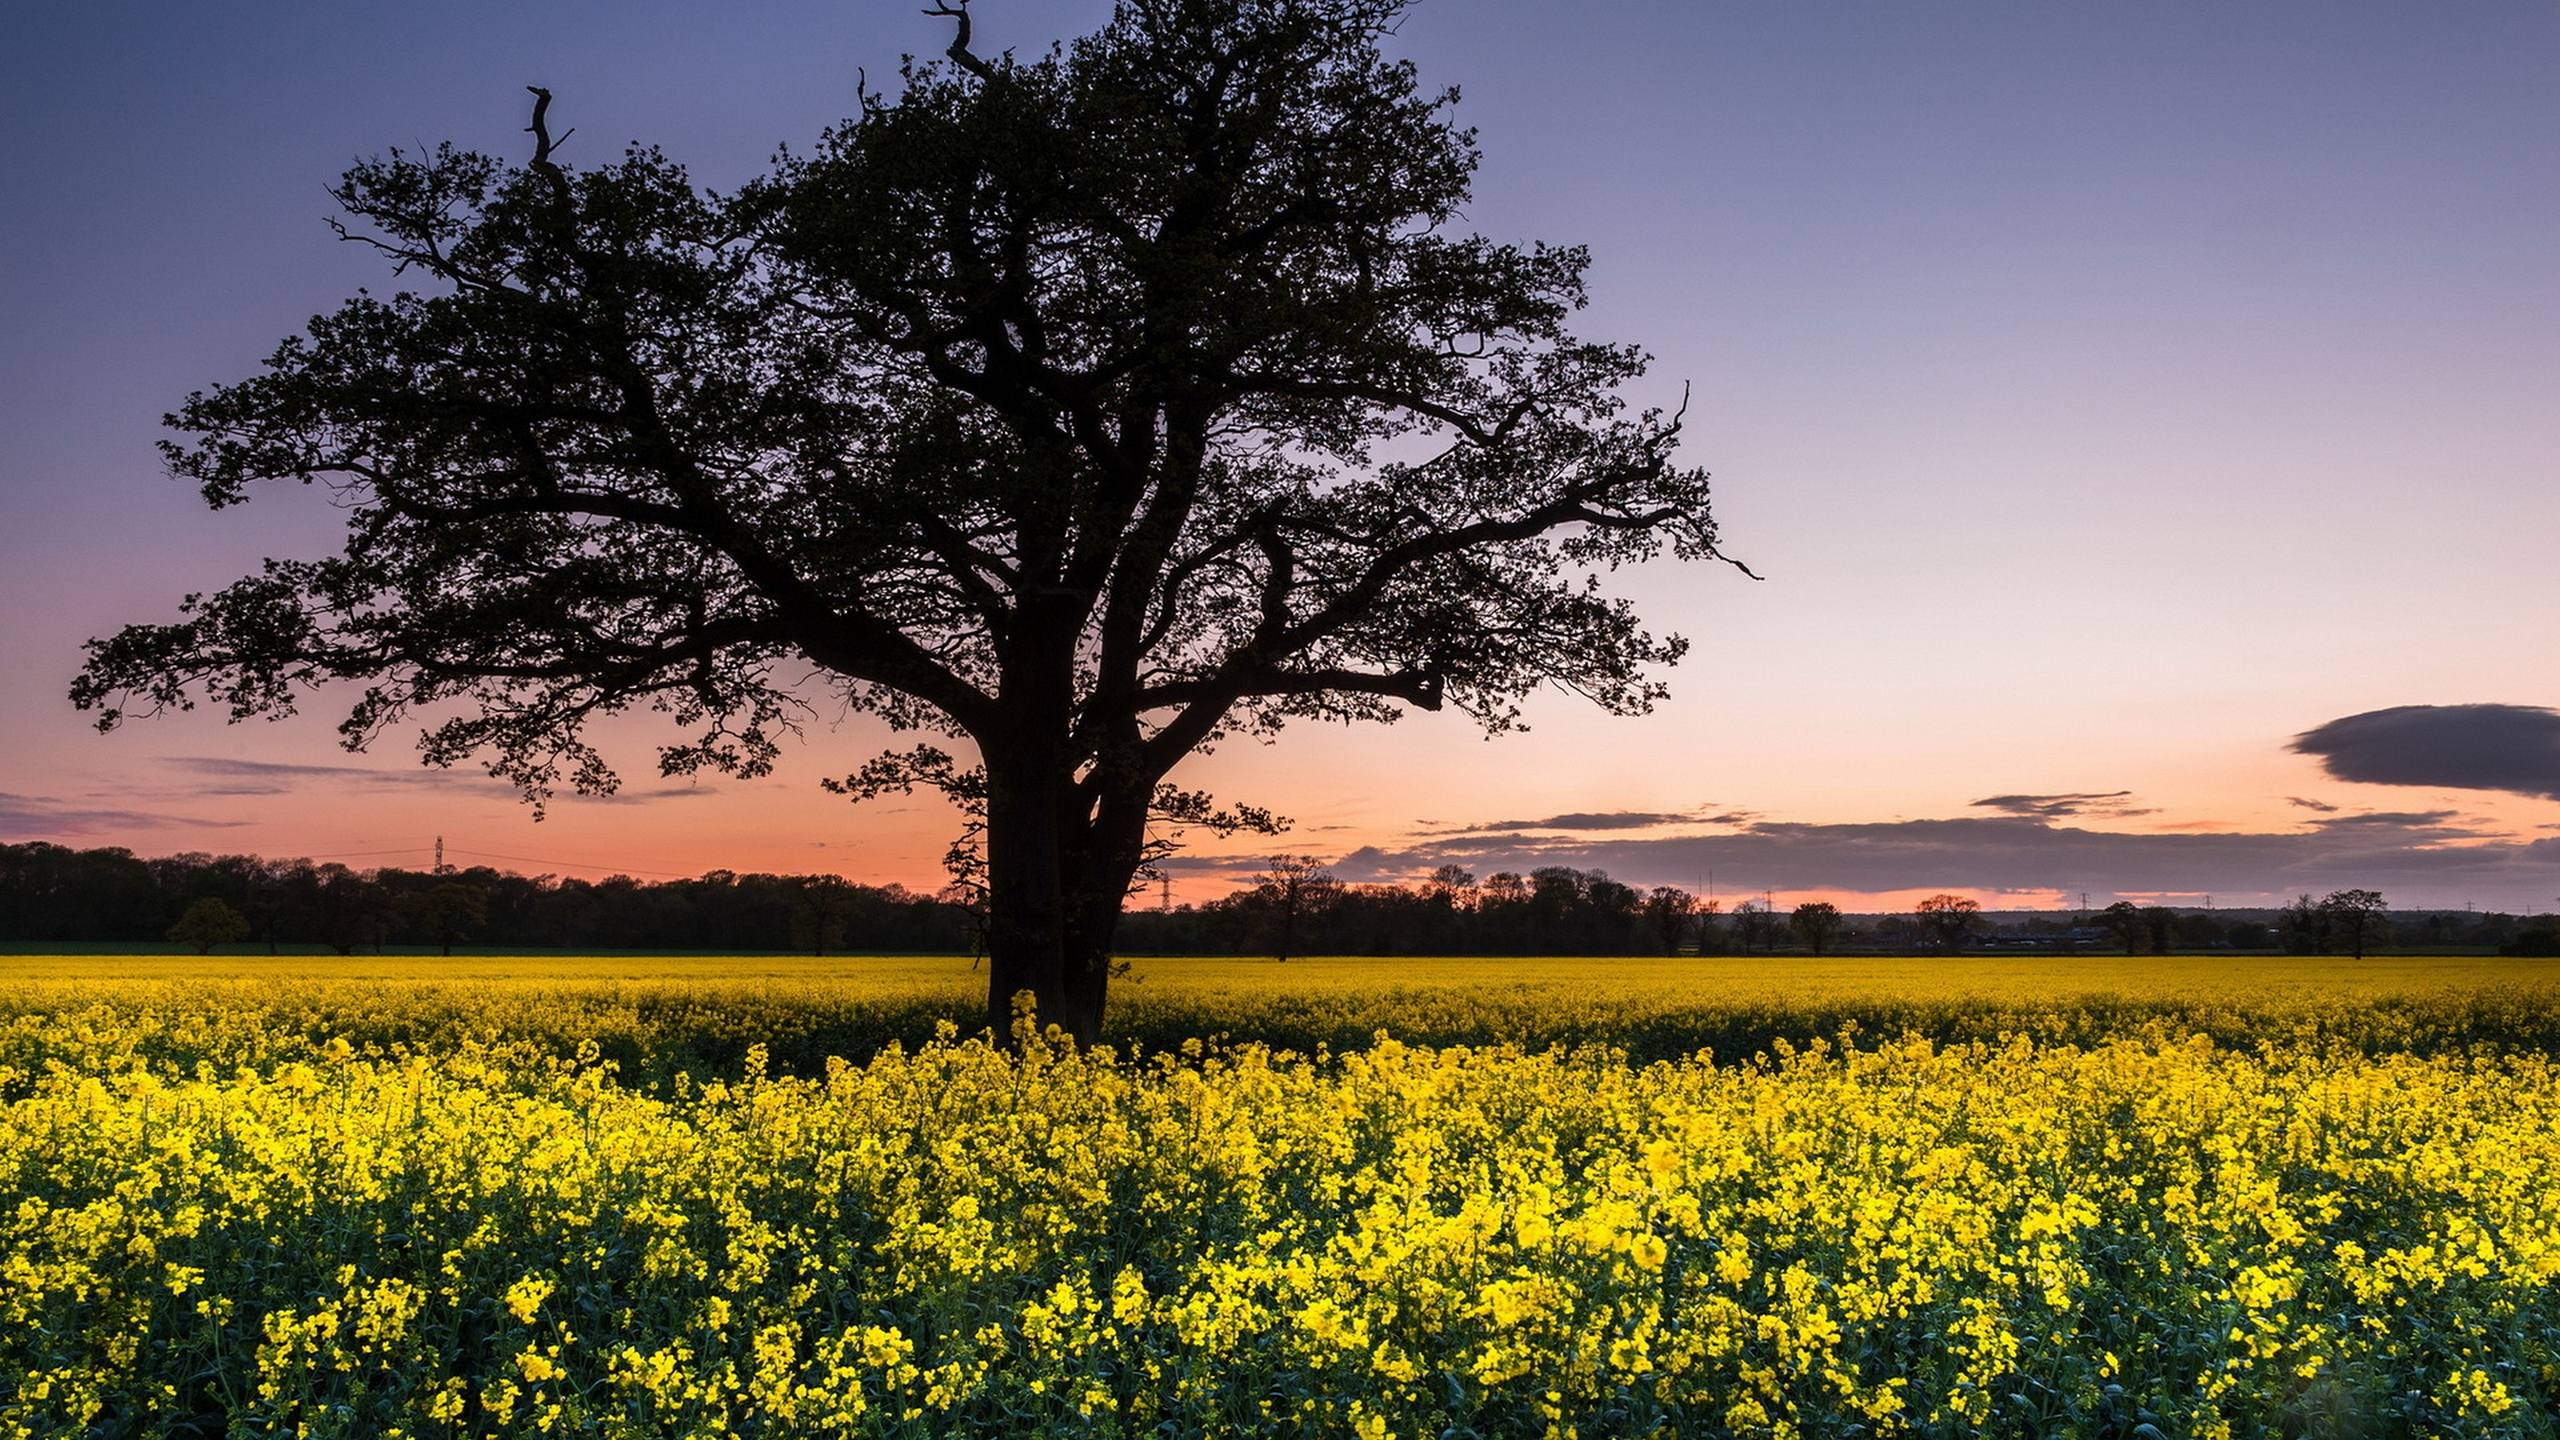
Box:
503;1275;553;1325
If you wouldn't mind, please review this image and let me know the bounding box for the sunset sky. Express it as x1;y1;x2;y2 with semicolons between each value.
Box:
5;2;2557;910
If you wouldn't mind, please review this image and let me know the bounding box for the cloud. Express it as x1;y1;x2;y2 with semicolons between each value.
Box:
2291;704;2560;802
1150;853;1275;874
1969;791;2155;820
165;756;506;792
159;756;712;803
0;792;253;838
2310;810;2466;831
1326;812;2560;908
1419;807;1751;838
2287;796;2341;813
1524;811;1700;830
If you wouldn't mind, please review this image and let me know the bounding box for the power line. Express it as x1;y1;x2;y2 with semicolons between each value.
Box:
441;845;697;878
278;843;692;877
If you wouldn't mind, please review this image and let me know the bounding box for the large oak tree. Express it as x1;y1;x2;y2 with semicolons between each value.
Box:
75;0;1748;1040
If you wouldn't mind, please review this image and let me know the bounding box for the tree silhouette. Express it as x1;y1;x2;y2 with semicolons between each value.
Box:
409;882;488;957
1689;898;1726;955
70;0;1745;1040
1641;886;1695;955
1728;898;1780;955
1253;855;1340;964
2279;893;2323;954
2317;888;2389;959
167;897;250;955
1788;900;1842;956
1914;893;1982;954
2096;899;2144;954
314;866;390;955
792;876;858;957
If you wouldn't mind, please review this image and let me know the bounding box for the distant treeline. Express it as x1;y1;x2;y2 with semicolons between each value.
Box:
0;843;965;955
3;841;2555;957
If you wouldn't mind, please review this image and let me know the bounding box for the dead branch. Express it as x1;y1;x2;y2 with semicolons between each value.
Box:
523;86;577;169
925;1;997;81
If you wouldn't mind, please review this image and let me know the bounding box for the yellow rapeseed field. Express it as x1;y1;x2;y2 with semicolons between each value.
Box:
7;951;2560;1073
3;954;2557;1436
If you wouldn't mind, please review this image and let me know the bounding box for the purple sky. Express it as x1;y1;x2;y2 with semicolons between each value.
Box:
4;3;2557;907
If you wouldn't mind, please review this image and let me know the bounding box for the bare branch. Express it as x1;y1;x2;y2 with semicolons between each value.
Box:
924;1;997;82
522;86;575;169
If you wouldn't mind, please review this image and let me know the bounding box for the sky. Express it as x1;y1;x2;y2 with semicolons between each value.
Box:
4;2;2558;911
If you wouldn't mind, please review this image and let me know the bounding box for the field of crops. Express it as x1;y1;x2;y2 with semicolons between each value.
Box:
6;954;2559;1436
10;951;2560;1077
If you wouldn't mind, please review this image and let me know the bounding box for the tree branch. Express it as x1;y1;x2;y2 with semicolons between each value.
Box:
523;86;574;169
925;2;996;82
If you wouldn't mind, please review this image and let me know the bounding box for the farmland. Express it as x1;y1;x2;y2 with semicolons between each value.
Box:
5;955;2559;1436
7;951;2560;1076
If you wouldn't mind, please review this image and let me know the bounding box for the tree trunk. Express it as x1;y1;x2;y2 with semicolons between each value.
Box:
980;742;1154;1047
1061;770;1157;1043
1056;910;1119;1045
982;755;1074;1041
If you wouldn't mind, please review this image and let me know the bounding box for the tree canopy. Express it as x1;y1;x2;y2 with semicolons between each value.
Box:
73;0;1745;1038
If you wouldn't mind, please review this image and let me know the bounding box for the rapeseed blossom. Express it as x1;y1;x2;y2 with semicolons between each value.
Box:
1;968;2557;1435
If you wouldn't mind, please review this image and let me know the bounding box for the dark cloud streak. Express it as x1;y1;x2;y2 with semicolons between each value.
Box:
2310;810;2466;831
1969;791;2155;819
1416;807;1748;837
1326;813;2560;907
2292;704;2560;802
0;792;253;837
159;756;715;803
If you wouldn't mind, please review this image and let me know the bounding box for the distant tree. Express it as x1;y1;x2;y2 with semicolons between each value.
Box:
2278;893;2323;954
2095;900;2144;954
1580;873;1643;953
939;881;992;967
1423;866;1478;910
315;865;390;955
1789;901;1843;956
167;897;250;954
1690;898;1726;955
2317;889;2390;959
2223;919;2273;950
1728;898;1781;955
1914;893;1982;954
1409;865;1475;952
1523;868;1587;953
2503;919;2560;958
1642;886;1696;955
2406;911;2461;947
410;882;487;957
223;857;298;954
1255;856;1341;964
791;876;857;956
2139;906;2177;955
70;0;1748;1044
2169;911;2225;951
